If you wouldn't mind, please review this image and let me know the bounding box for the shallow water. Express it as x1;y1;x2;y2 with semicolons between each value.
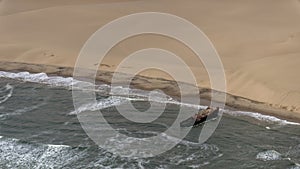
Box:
0;72;299;169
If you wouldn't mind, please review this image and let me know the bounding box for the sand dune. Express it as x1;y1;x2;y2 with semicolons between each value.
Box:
0;0;134;16
0;0;299;115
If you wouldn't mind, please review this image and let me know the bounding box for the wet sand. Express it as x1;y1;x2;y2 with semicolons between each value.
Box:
1;61;299;123
0;0;300;121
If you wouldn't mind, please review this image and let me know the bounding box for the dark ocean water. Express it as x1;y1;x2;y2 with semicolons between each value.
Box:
0;72;299;169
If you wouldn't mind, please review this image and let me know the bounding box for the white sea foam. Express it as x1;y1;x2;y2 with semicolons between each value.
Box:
256;150;282;161
286;144;300;166
1;71;299;126
69;96;128;115
0;135;150;169
188;162;210;169
34;144;80;169
224;109;300;125
290;163;300;169
0;71;78;87
0;103;45;119
290;165;300;169
164;138;220;168
101;128;221;159
0;83;13;104
0;136;81;169
0;112;22;119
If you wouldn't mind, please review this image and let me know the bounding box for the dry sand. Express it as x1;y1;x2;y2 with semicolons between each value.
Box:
0;0;300;120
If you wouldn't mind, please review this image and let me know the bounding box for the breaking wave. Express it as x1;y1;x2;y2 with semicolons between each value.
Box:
0;83;13;104
69;96;128;115
224;110;300;126
0;135;135;169
0;71;78;87
0;136;81;169
0;134;220;169
1;71;299;126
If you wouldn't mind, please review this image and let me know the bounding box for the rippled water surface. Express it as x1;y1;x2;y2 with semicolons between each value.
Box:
0;72;299;169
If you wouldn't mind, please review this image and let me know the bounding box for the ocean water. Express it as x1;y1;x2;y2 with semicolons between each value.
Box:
0;71;300;169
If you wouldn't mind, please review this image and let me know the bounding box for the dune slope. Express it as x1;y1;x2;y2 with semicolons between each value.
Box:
0;0;299;114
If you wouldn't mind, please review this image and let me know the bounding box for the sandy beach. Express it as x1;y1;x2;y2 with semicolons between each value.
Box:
1;0;300;121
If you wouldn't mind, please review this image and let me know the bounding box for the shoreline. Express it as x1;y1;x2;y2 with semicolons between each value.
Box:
1;61;300;123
